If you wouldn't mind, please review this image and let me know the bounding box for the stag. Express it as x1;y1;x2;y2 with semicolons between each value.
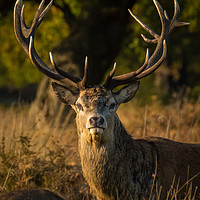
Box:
13;0;200;199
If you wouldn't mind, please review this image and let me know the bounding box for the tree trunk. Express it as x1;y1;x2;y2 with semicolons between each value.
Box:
53;0;136;85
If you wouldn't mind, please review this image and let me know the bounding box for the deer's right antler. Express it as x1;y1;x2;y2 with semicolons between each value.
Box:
104;0;189;90
14;0;89;89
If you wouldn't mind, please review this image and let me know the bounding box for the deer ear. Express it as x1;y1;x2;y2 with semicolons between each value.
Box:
51;82;78;105
114;81;140;104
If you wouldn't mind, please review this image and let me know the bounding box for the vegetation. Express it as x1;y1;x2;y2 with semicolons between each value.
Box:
0;0;200;100
0;103;89;199
0;97;199;199
0;2;69;88
0;0;200;199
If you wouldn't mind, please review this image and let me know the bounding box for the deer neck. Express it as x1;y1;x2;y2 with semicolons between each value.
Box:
76;113;150;199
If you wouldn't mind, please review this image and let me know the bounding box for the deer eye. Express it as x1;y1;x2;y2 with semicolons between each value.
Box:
76;103;83;112
109;103;116;111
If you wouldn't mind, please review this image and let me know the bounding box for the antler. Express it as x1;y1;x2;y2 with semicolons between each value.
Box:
14;0;88;89
104;0;189;90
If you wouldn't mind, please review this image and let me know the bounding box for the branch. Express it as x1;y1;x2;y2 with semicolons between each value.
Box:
53;2;77;28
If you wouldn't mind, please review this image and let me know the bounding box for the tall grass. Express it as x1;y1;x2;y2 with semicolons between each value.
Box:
0;103;91;199
0;97;199;199
118;100;200;143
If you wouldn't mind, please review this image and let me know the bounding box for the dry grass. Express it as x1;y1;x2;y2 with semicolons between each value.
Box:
0;98;199;199
118;100;200;143
0;103;90;199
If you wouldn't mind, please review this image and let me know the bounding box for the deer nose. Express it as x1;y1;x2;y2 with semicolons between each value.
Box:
89;116;104;125
86;113;107;130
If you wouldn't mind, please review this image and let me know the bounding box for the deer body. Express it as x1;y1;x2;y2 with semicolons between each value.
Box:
13;0;200;199
62;85;200;200
80;134;200;200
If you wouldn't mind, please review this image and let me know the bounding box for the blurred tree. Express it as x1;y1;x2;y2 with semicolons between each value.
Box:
0;0;137;125
0;0;200;102
0;1;69;88
115;0;200;102
0;0;136;87
51;0;137;85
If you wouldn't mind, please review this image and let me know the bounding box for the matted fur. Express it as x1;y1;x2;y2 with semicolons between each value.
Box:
52;84;200;199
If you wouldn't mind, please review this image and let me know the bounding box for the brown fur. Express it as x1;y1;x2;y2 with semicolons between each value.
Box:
52;84;200;199
78;113;200;199
13;0;197;198
146;137;200;199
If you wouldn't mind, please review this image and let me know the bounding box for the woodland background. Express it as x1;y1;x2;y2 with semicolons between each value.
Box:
0;0;200;103
0;0;200;199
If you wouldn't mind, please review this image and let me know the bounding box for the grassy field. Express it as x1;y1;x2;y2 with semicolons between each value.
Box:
0;98;199;199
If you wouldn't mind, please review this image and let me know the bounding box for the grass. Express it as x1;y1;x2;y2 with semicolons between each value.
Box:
118;100;200;143
0;98;199;199
0;103;90;199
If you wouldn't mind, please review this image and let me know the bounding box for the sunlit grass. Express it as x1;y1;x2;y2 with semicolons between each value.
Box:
0;98;199;199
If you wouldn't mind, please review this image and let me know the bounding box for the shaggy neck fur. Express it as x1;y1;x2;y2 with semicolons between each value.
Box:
77;113;157;200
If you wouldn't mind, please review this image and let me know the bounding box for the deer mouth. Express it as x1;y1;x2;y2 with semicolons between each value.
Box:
89;127;104;135
86;113;107;135
89;127;104;144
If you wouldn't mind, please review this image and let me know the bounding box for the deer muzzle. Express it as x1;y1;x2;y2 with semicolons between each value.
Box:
86;113;107;134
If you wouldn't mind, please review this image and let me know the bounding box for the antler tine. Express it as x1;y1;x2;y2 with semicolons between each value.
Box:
106;49;149;90
172;0;181;24
135;48;149;74
21;5;28;38
14;0;84;88
30;0;45;33
49;52;82;87
14;0;28;54
104;0;188;90
37;0;54;28
21;0;54;37
128;9;159;41
79;56;89;89
20;0;46;38
29;36;65;81
153;0;165;26
170;0;190;32
141;34;157;44
104;62;117;88
136;40;167;79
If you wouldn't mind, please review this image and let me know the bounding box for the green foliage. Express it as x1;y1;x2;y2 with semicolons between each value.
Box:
189;85;200;103
55;0;82;17
115;0;162;104
116;0;200;103
0;0;200;101
0;2;69;88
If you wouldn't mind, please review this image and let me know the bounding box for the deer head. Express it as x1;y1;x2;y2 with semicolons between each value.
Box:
14;0;189;146
52;80;140;145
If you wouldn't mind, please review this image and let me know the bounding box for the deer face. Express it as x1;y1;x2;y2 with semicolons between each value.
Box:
15;0;188;146
52;82;139;145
